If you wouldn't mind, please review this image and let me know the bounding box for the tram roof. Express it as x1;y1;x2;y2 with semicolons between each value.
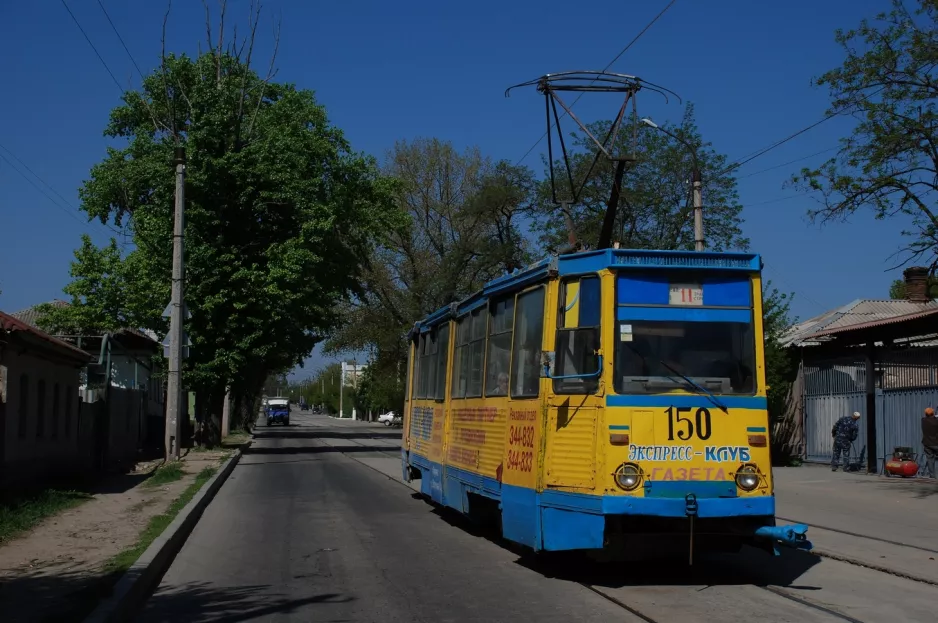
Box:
410;248;761;334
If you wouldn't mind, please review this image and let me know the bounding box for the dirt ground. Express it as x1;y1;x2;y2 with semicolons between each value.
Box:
0;449;231;622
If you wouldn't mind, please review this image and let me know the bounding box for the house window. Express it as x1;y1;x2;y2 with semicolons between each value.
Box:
64;387;73;439
18;374;29;438
51;383;60;439
36;379;46;438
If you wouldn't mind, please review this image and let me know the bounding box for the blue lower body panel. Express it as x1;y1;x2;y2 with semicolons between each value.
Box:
404;454;798;552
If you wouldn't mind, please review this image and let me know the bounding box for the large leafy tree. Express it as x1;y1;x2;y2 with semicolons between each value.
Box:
793;0;938;272
327;138;537;415
531;103;749;252
45;13;398;442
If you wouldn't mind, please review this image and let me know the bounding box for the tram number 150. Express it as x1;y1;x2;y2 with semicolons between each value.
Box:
666;406;712;441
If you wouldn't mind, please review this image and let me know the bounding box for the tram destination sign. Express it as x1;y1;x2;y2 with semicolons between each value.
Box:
669;283;703;306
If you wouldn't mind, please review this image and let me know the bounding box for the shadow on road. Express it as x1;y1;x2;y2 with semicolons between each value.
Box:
417;493;822;591
252;429;401;441
244;445;395;455
137;582;353;623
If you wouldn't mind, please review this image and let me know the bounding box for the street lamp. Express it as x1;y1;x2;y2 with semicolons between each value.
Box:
640;117;704;251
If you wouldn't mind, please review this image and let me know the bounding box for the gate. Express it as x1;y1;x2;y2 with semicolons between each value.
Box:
803;358;867;465
803;347;938;473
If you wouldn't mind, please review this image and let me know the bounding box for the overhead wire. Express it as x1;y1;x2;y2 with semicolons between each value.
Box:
735;146;838;181
514;0;678;166
0;142;126;241
96;0;146;79
60;0;125;94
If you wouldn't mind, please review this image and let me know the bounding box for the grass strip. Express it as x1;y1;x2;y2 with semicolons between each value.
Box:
143;461;186;488
105;466;218;574
0;490;93;544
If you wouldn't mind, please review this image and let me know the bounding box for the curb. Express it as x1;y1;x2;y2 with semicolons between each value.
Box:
83;444;249;623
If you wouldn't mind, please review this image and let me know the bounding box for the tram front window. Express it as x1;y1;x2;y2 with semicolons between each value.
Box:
614;320;755;394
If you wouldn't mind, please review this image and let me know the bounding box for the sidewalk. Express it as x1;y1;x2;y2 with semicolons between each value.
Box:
0;447;234;622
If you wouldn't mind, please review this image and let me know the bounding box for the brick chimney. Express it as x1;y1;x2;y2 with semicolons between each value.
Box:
903;266;930;303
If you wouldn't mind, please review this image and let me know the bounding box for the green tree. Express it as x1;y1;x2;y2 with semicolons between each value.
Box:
531;103;749;252
762;282;799;465
793;0;938;272
49;14;398;444
36;235;134;334
327;138;536;403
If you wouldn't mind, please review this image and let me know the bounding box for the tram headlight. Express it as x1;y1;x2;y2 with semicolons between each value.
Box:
735;464;760;491
614;463;642;491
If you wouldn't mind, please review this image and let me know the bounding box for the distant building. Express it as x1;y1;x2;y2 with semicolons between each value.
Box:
779;267;938;473
0;310;92;489
341;361;367;387
10;302;166;466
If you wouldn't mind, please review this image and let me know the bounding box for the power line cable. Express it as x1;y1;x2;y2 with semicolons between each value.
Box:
60;0;125;94
746;191;816;208
0;152;104;235
0;141;125;239
96;0;145;78
514;0;678;166
763;261;828;312
722;86;886;176
721;114;836;175
735;146;838;181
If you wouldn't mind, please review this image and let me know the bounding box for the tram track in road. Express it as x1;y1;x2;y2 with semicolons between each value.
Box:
776;516;938;556
582;579;867;623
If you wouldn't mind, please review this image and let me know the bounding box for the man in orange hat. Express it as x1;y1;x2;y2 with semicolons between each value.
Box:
922;407;938;479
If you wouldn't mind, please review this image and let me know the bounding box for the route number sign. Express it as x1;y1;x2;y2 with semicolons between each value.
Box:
669;284;703;306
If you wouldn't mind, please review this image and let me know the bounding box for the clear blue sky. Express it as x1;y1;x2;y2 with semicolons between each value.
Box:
0;0;907;379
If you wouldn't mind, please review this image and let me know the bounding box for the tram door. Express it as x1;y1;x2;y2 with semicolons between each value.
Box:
543;275;604;491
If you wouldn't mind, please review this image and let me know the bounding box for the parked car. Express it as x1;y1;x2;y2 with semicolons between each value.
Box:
378;411;401;427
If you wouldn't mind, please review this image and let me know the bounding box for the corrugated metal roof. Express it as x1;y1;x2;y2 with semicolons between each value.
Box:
0;310;92;360
809;306;938;338
781;298;938;347
9;300;69;328
10;302;159;346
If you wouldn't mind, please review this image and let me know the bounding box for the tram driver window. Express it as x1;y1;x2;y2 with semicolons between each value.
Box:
553;276;600;394
614;321;756;394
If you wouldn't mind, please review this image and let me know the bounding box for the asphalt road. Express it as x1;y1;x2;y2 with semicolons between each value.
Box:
136;411;938;623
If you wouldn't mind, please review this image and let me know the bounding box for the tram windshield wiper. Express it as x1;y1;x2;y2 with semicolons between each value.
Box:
658;360;728;413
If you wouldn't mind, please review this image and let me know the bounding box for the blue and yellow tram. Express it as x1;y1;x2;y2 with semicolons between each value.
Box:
401;248;810;559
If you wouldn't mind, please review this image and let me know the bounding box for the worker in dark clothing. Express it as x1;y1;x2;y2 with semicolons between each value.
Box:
922;407;938;479
831;411;861;472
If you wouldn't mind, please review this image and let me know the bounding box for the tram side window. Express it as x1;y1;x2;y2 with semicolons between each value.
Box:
417;331;438;399
485;297;515;397
467;308;486;397
452;310;486;398
434;323;450;400
554;276;600;394
451;315;471;398
410;339;419;399
510;287;545;399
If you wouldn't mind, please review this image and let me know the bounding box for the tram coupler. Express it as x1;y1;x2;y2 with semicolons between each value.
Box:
685;494;698;566
755;523;813;555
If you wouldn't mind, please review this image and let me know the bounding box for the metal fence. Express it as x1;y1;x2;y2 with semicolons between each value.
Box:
803;347;938;474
